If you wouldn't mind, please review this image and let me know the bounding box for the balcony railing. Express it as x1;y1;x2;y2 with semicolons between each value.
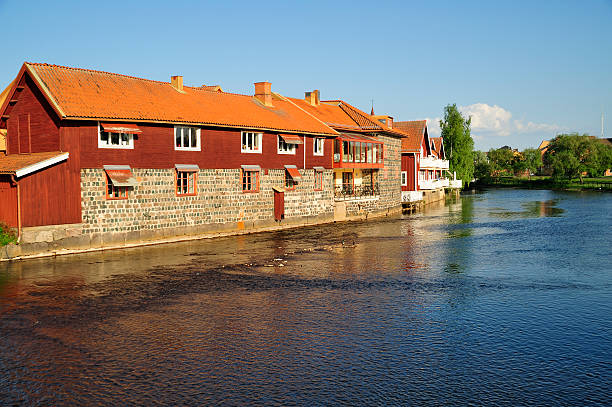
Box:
418;178;450;190
335;184;380;199
420;156;449;170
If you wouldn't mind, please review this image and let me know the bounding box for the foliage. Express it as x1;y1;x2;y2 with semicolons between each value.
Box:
487;147;515;175
0;222;17;246
543;133;612;181
522;148;543;176
473;150;491;181
440;104;474;187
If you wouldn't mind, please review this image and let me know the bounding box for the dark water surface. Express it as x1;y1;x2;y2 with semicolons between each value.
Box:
0;189;610;406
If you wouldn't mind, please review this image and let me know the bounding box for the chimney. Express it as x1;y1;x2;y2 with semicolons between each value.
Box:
254;82;273;107
171;75;184;92
305;89;320;106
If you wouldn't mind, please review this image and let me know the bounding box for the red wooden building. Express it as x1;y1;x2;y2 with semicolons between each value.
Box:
0;63;339;238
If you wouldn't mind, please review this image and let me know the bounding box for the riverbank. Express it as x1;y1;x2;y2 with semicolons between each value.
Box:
0;205;403;262
474;176;612;191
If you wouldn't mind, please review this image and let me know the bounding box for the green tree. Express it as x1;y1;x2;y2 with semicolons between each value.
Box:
544;133;612;182
440;104;474;187
473;150;491;181
487;147;514;175
522;148;543;178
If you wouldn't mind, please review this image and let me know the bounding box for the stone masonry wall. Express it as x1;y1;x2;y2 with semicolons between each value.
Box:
343;134;402;217
80;168;334;235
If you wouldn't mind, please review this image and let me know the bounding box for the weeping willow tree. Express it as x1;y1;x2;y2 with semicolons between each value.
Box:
440;104;474;187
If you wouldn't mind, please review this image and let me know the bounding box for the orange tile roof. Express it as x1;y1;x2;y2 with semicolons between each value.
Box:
288;98;380;132
394;120;427;152
22;63;337;136
0;151;66;174
431;137;443;157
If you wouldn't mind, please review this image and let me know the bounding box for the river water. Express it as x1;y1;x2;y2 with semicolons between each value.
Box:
0;188;610;406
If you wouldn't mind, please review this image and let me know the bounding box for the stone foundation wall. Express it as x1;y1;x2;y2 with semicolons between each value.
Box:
80;168;334;235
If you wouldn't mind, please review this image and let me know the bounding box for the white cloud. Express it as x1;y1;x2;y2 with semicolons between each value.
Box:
425;103;564;149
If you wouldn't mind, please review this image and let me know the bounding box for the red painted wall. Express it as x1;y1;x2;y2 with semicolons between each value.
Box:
63;121;334;170
18;160;82;227
0;176;18;228
5;74;60;154
401;153;417;191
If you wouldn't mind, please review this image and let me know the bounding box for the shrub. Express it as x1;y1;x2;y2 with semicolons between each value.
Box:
0;222;17;246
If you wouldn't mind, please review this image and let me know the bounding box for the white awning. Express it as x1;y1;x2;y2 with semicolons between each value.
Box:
241;165;261;171
175;164;199;172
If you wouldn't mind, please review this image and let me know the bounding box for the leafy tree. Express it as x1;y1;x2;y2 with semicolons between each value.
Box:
473;150;491;181
544;133;612;182
522;148;543;178
440;104;474;187
487;147;514;175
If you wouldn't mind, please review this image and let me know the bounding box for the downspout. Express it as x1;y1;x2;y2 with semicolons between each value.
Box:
303;135;306;171
10;174;21;242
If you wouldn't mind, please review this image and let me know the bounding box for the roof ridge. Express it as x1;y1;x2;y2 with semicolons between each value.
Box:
27;62;267;99
26;62;173;85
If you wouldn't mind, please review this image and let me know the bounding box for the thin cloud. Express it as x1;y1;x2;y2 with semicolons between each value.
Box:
426;103;563;143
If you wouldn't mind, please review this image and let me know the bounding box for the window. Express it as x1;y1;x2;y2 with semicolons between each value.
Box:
342;172;353;194
285;170;297;190
278;135;296;154
242;132;262;153
334;139;341;163
176;171;197;196
313;138;324;156
314;170;323;190
401;171;407;186
242;170;259;192
175;126;200;151
99;130;134;149
106;175;128;200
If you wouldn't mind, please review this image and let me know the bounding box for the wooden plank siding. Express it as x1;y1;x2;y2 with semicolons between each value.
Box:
63;121;334;170
5;74;60;155
18;160;81;227
401;153;417;191
0;176;18;228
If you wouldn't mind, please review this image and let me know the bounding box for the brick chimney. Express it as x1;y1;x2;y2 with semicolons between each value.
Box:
305;90;320;106
254;82;273;107
171;75;184;92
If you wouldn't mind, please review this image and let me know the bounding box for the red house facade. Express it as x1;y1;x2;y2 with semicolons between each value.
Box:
0;63;405;252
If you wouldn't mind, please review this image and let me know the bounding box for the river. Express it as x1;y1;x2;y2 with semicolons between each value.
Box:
0;188;610;406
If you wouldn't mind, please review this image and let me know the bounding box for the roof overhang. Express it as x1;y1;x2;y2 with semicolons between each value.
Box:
15;152;69;178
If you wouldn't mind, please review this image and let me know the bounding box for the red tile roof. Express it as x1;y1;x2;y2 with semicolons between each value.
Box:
288;97;405;138
431;137;443;158
21;63;337;136
394;120;427;152
0;151;67;175
288;98;380;132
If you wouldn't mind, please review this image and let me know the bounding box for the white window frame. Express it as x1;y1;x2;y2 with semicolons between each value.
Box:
98;123;134;149
241;131;263;153
174;126;201;151
313;137;324;156
277;135;296;155
401;171;407;186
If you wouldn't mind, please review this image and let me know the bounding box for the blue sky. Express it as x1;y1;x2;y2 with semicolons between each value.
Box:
1;0;610;150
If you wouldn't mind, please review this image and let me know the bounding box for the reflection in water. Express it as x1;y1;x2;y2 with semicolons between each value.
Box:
0;189;610;405
488;199;565;219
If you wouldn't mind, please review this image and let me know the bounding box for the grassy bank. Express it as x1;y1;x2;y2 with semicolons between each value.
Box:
474;176;612;191
0;223;17;247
